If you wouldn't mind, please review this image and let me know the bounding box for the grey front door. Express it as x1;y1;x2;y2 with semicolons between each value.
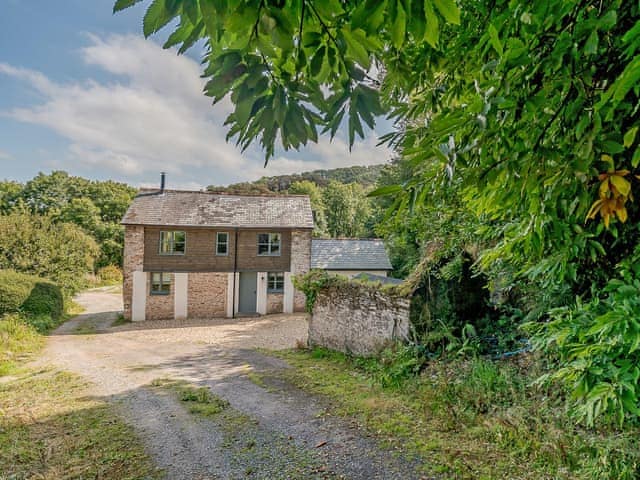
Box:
238;272;257;313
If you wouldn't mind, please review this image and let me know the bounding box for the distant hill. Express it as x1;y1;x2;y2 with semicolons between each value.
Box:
208;164;385;194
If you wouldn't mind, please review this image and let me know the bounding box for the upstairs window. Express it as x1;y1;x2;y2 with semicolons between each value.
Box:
267;272;284;293
257;233;281;256
150;272;171;295
159;231;185;255
216;232;229;256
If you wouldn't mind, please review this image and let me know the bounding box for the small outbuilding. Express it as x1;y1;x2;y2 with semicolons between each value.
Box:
311;239;393;278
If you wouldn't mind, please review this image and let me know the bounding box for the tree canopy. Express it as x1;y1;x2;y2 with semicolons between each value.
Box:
118;0;640;425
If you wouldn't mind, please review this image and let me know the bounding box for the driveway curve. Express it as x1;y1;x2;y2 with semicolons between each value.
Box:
39;288;429;480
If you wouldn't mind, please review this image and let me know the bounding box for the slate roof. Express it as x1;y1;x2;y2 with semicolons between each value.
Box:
121;189;314;228
311;239;393;270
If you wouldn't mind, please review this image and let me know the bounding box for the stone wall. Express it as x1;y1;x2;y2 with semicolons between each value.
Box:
145;273;175;320
188;272;227;318
267;293;284;314
309;284;410;356
291;229;312;312
122;225;144;320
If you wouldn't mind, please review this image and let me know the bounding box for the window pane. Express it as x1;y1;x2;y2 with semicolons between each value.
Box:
152;273;161;282
258;233;269;244
270;233;280;244
258;243;269;255
160;232;170;253
270;243;280;254
174;231;185;243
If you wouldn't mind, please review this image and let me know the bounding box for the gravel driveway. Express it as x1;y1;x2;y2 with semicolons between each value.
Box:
40;288;428;480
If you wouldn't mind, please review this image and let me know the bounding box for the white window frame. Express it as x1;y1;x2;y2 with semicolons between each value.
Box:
267;272;285;293
216;232;229;256
150;272;172;295
159;231;186;255
257;233;281;256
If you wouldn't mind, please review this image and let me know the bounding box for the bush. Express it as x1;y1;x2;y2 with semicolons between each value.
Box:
0;212;99;294
0;270;63;320
97;265;123;285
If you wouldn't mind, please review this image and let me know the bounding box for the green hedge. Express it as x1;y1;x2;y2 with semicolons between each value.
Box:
0;270;63;320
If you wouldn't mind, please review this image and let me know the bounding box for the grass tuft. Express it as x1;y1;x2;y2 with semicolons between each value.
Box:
270;348;640;479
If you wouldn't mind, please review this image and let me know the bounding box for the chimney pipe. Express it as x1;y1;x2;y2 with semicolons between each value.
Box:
160;172;166;192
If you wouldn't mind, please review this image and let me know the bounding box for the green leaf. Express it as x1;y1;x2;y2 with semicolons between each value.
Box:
584;30;598;55
423;0;439;47
143;0;178;37
432;0;460;25
342;28;371;68
624;126;638;148
368;185;403;197
113;0;143;13
391;0;407;49
182;0;200;25
487;24;503;56
632;147;640;168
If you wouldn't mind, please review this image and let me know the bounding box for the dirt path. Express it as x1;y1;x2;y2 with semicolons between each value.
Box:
39;289;429;480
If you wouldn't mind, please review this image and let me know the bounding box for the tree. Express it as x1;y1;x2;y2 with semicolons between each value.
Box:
288;180;327;236
322;181;372;238
0;181;23;214
120;0;640;423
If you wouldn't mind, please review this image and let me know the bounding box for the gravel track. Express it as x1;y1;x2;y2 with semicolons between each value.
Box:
38;288;430;480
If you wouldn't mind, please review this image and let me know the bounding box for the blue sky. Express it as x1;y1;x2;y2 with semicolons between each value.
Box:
0;1;392;189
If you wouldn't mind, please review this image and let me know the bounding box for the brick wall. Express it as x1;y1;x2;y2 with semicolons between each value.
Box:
309;284;410;356
145;273;175;320
291;229;312;312
267;293;284;314
188;272;227;318
122;225;144;320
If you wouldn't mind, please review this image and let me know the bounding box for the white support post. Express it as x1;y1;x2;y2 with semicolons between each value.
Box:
233;272;240;315
174;273;188;320
226;273;234;318
132;271;147;321
283;272;294;314
256;272;267;315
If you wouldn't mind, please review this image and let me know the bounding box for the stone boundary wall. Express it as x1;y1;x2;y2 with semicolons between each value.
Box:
308;283;410;356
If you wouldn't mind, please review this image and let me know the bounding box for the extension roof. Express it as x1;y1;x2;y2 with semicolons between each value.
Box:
311;239;393;271
121;189;314;229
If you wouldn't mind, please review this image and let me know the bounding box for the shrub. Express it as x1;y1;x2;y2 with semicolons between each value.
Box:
97;265;123;285
0;212;99;294
0;270;63;321
528;245;640;426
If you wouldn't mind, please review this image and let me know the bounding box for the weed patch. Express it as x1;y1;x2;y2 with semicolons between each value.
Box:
270;349;640;479
151;378;230;417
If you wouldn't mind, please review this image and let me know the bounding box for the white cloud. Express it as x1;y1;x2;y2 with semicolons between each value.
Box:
0;34;393;187
0;150;14;161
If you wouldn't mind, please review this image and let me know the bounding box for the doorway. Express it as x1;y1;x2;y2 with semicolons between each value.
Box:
238;272;257;314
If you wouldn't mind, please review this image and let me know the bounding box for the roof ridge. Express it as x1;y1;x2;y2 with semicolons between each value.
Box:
137;188;310;199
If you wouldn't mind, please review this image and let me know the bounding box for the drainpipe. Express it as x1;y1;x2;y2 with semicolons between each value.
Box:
232;228;238;318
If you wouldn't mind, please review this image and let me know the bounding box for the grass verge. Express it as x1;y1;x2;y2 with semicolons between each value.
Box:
0;369;161;479
267;348;640;480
